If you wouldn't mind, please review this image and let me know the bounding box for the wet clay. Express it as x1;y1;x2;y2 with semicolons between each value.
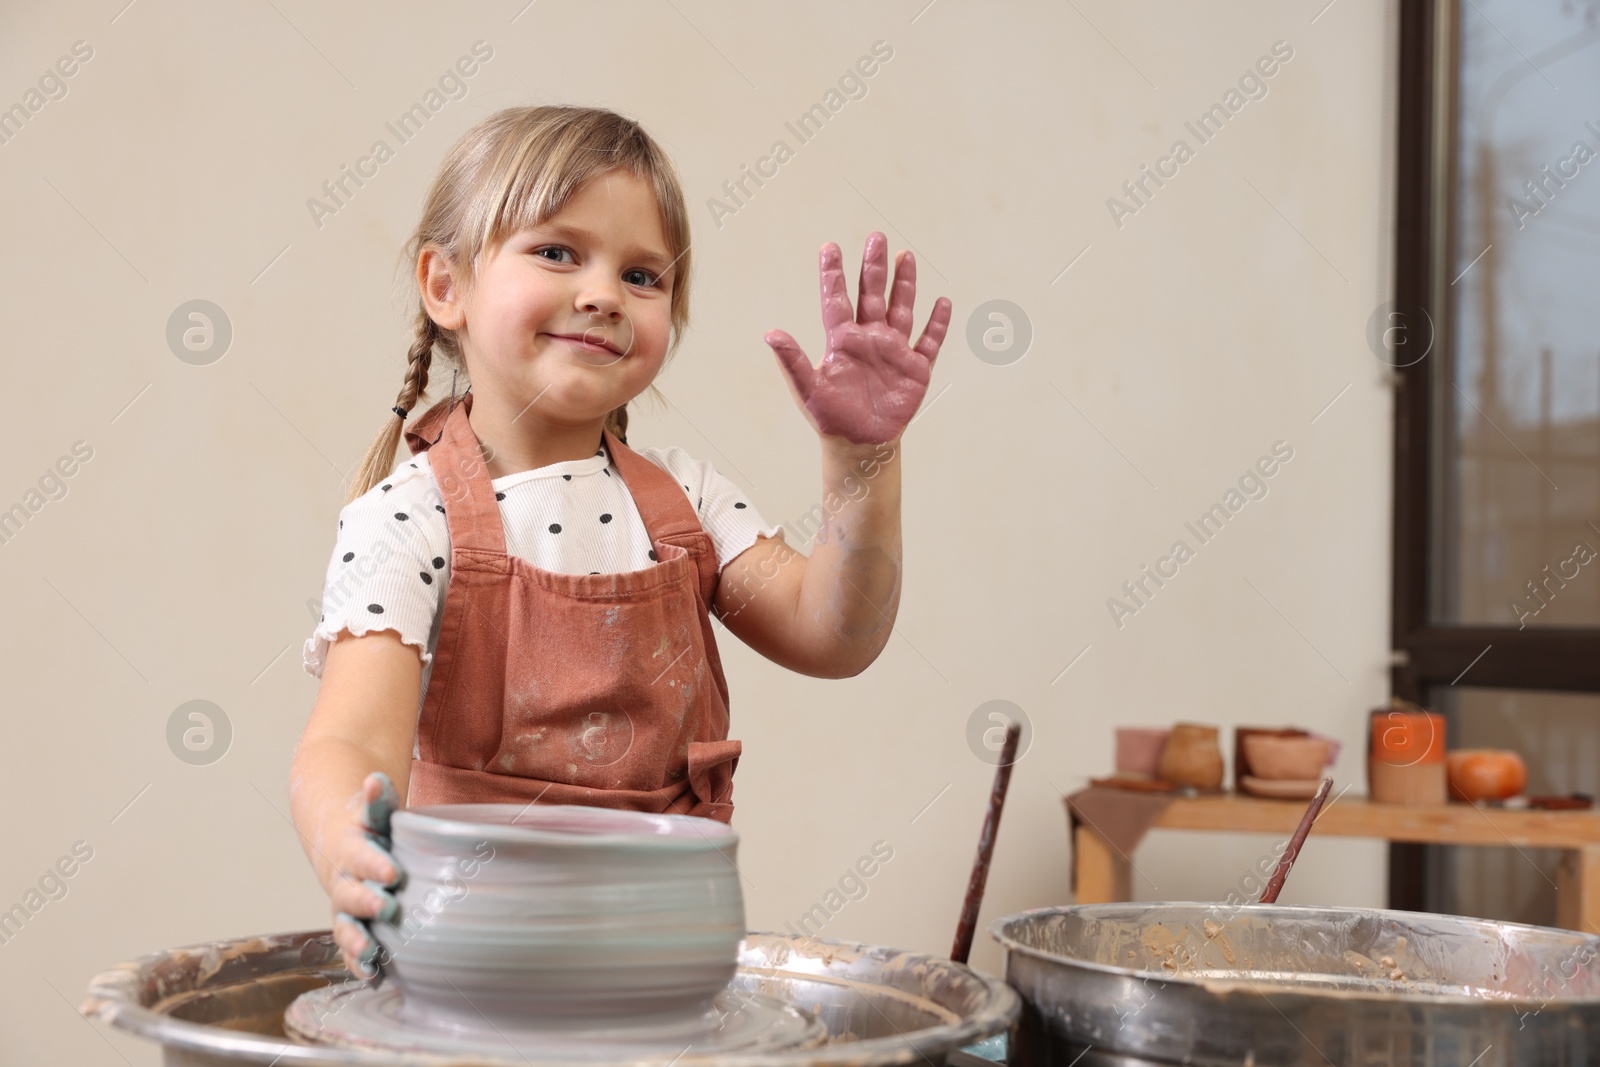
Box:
291;804;804;1055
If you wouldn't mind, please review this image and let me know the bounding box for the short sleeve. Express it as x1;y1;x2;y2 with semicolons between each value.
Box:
302;463;448;679
640;446;783;572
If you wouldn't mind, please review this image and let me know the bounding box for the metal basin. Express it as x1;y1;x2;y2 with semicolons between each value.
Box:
991;903;1600;1067
80;929;1019;1066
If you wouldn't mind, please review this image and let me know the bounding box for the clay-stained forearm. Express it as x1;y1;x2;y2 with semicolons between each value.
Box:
790;435;903;677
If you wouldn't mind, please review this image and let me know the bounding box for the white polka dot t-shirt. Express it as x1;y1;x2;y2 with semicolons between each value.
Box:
302;440;783;698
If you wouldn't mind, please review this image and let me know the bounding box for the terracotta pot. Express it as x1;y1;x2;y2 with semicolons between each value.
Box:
1242;735;1331;781
1157;723;1224;790
1368;705;1448;805
1447;749;1527;802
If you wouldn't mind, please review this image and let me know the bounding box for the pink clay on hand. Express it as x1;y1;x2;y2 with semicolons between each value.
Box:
764;232;951;445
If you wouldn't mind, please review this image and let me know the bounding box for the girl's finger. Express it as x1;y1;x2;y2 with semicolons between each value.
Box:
333;911;371;957
855;232;889;327
817;243;854;335
765;331;815;408
358;836;400;887
361;772;399;836
885;250;916;339
913;297;953;367
330;870;393;920
334;912;382;978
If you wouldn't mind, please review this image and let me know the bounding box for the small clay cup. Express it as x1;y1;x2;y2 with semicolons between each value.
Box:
1156;723;1225;790
371;804;744;1031
1242;734;1331;781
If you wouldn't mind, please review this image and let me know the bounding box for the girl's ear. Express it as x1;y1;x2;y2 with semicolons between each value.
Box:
417;245;467;331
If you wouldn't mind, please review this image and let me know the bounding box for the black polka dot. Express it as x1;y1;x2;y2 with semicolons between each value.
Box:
648;549;657;561
381;483;392;492
683;485;690;492
602;469;610;477
339;519;343;528
410;463;417;469
549;523;562;534
734;502;747;509
599;513;612;524
432;556;445;569
367;603;385;614
320;614;325;621
563;474;571;481
495;492;506;501
343;551;355;563
435;504;445;513
394;512;409;521
589;571;599;575
420;571;433;585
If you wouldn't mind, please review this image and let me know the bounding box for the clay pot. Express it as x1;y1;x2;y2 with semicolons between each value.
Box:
372;804;744;1030
1115;727;1171;778
1157;723;1225;790
1447;749;1528;802
1368;706;1447;805
1242;735;1331;781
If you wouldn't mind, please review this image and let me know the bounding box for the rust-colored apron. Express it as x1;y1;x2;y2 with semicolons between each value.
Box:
400;390;740;822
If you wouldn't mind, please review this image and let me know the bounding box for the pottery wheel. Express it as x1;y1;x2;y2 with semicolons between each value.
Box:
284;982;827;1060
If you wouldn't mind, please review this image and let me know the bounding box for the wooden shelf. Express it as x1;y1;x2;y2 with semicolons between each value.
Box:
1070;790;1600;933
1154;792;1600;849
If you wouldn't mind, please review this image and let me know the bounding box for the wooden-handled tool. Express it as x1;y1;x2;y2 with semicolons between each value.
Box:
951;723;1022;964
1256;775;1334;905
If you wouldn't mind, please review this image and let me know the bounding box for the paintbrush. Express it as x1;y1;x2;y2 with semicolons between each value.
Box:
1256;775;1334;905
950;723;1022;964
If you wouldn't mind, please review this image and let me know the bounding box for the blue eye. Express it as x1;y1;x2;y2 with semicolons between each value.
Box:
532;246;576;263
624;268;661;288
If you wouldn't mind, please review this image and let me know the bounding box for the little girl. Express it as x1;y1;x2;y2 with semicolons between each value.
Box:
289;105;950;979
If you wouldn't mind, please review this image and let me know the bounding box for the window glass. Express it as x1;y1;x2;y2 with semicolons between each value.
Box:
1434;1;1600;627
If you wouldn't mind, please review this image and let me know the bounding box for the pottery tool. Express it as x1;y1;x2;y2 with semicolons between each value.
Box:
1255;775;1333;905
951;723;1021;965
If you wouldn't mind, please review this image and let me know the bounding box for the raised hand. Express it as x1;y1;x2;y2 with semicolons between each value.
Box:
765;232;951;445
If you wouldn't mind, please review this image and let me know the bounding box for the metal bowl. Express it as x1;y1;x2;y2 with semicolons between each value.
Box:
991;902;1600;1067
81;929;1019;1066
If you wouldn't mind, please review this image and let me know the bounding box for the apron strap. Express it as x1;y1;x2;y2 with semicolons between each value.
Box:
404;390;508;555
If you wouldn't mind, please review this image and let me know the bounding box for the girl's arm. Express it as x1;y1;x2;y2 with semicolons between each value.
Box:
289;629;420;974
715;233;949;678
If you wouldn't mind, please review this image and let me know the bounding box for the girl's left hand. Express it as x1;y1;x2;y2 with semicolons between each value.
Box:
765;232;951;445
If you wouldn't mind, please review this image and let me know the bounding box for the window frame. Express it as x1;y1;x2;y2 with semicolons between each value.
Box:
1391;0;1600;700
1389;0;1600;908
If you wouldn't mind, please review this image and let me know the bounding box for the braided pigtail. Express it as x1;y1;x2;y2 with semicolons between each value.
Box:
344;314;442;504
604;403;629;444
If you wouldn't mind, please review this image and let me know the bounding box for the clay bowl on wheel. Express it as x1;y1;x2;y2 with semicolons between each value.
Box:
369;803;744;1033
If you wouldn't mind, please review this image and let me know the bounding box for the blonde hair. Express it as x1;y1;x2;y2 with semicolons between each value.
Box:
345;105;693;503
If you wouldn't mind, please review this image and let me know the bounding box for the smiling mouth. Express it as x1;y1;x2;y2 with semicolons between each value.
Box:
546;333;625;358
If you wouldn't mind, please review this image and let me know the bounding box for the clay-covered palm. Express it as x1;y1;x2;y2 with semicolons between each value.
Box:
765;232;951;445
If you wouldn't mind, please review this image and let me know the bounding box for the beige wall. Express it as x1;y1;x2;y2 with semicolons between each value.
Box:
0;1;1396;1060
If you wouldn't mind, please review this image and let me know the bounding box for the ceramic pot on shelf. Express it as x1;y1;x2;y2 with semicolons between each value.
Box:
1368;703;1447;805
1447;749;1527;802
1156;723;1225;790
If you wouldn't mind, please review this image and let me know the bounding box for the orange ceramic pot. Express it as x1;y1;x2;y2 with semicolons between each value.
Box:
1447;749;1527;802
1368;707;1447;805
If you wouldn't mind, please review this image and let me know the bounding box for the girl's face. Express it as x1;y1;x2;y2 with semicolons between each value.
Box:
454;169;676;429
